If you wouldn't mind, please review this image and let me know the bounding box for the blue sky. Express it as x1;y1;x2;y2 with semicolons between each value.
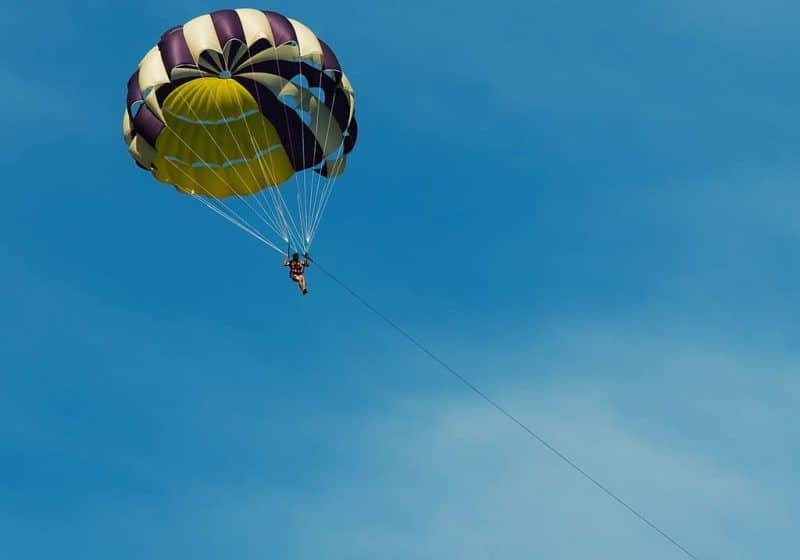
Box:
1;1;799;558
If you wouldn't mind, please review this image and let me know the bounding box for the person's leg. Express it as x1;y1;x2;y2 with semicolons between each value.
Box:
299;275;308;294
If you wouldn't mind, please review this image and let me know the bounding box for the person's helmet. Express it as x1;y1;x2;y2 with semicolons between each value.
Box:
292;253;300;260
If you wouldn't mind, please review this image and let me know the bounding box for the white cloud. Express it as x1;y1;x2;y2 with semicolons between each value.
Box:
163;319;798;560
5;246;795;559
661;0;800;39
285;391;775;559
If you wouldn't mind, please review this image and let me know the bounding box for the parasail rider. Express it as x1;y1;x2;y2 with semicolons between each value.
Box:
284;250;311;295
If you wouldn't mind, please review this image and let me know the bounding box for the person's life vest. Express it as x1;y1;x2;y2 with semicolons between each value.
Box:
289;261;304;276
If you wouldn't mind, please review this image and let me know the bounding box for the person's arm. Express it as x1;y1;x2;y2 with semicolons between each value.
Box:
303;253;312;267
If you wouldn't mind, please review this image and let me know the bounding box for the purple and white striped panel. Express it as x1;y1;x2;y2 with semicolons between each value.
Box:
210;9;246;45
126;70;142;120
318;40;341;74
132;103;165;147
158;27;193;75
263;11;297;46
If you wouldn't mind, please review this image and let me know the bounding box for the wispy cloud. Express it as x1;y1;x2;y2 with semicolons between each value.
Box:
61;317;792;560
275;319;796;560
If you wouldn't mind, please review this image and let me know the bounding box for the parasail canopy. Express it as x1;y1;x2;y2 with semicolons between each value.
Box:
123;8;358;253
